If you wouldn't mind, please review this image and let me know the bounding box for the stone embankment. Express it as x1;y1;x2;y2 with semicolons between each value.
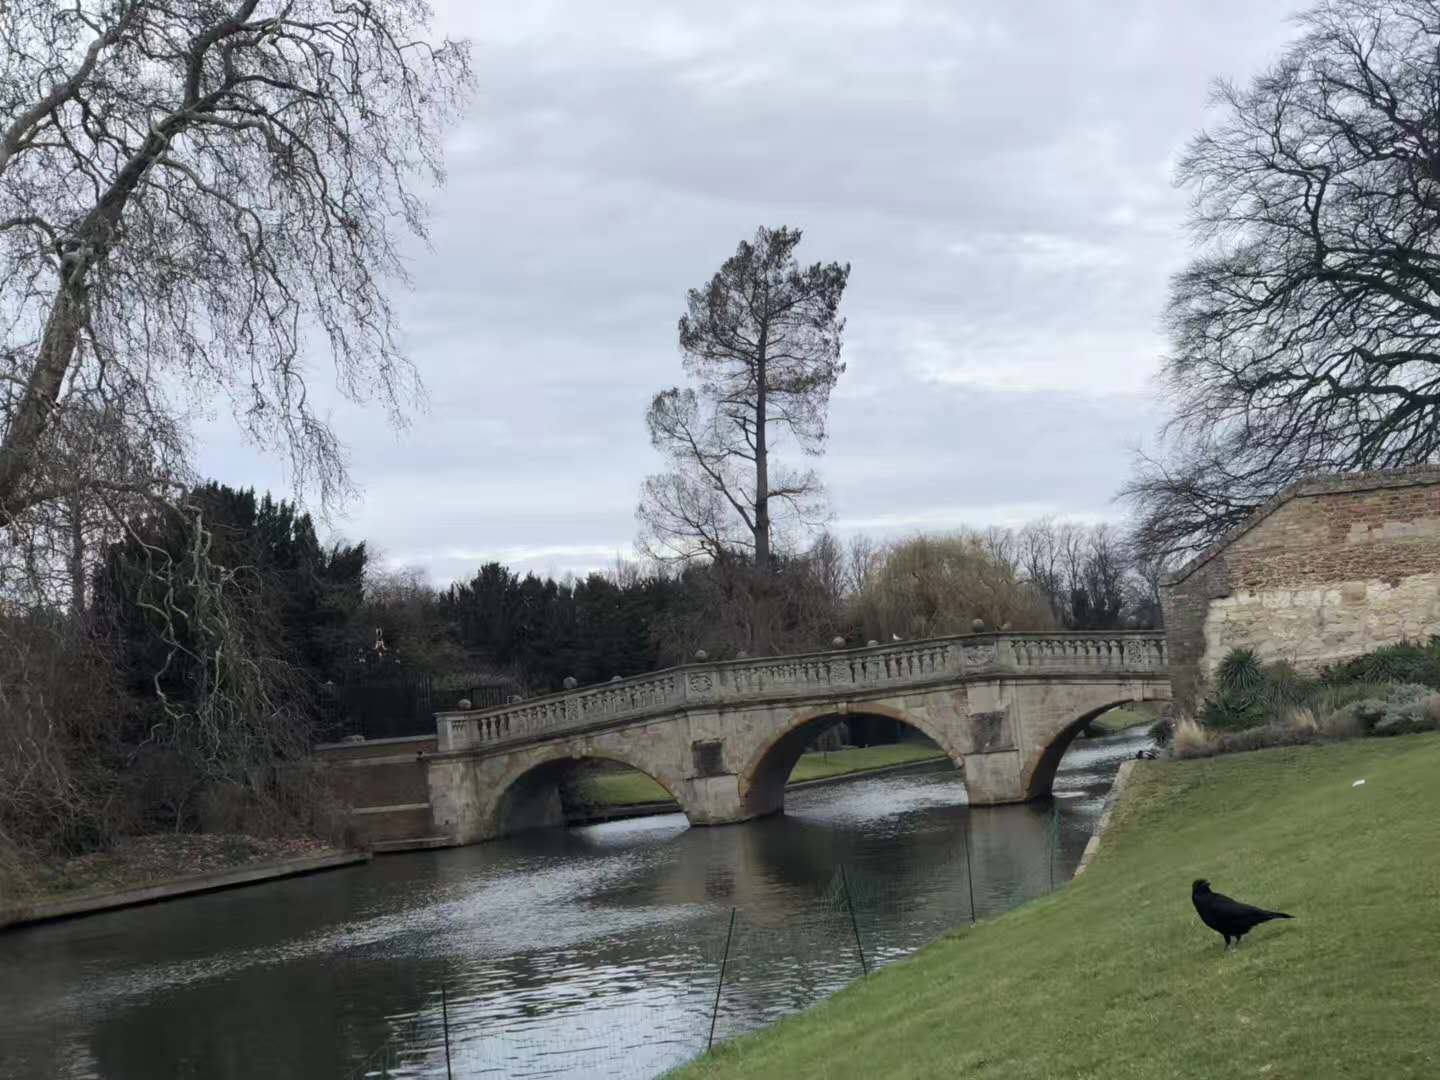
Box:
1;851;370;932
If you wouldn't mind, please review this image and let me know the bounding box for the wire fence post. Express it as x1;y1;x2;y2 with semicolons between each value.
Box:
1048;802;1057;892
962;814;977;925
441;984;454;1080
707;907;737;1052
839;865;869;976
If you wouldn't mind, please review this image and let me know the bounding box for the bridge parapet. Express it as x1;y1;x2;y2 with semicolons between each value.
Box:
435;631;1166;755
1009;633;1167;672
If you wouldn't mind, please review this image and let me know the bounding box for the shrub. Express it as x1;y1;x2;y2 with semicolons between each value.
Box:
1373;684;1440;736
1203;648;1318;730
1317;701;1372;739
1321;638;1440;688
1312;681;1397;715
1185;643;1440;759
1285;707;1320;735
1172;718;1216;759
1326;698;1386;734
1215;647;1265;697
1214;721;1318;755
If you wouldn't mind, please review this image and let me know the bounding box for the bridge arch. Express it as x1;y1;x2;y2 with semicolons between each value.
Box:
738;703;964;820
484;746;693;838
1022;695;1163;800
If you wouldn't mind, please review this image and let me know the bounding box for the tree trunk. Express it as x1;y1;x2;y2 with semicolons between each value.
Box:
752;331;774;654
0;279;86;526
68;494;87;613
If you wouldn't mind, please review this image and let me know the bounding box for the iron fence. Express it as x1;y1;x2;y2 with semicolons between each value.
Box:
348;805;1069;1079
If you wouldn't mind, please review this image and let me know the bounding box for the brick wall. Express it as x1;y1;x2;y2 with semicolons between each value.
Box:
1161;468;1440;714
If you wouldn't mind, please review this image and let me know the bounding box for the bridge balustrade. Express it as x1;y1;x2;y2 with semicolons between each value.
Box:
435;631;1167;754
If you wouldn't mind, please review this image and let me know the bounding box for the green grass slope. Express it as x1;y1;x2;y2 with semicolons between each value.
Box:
1087;701;1161;735
581;743;946;806
671;734;1440;1080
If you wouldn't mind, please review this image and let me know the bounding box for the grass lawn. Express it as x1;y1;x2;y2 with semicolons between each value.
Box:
669;733;1440;1080
788;742;947;783
578;742;948;807
1088;701;1161;735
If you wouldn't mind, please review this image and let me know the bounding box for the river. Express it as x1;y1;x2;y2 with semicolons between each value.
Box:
0;729;1151;1080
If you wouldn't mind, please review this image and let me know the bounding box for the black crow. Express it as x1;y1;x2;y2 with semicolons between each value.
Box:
1191;879;1294;948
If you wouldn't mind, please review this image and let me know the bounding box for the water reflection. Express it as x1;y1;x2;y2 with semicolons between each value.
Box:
0;730;1150;1080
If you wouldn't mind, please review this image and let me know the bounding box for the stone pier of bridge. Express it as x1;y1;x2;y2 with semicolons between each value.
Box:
413;632;1168;848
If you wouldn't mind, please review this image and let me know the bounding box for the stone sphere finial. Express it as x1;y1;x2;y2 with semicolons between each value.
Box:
508;694;523;704
866;639;879;648
694;649;708;661
562;676;578;690
457;698;472;710
1125;615;1140;629
831;636;846;649
971;618;987;633
611;675;622;683
1000;622;1012;632
735;650;749;659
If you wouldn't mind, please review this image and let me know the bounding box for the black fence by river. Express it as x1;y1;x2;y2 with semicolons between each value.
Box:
352;815;1068;1080
0;731;1147;1080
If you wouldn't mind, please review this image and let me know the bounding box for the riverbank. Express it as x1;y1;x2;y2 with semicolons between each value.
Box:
1084;701;1161;736
0;834;361;931
670;732;1440;1079
579;742;949;808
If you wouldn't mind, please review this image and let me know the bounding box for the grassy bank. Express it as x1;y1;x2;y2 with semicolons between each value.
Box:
580;742;948;807
670;733;1440;1080
1087;701;1161;735
2;834;339;907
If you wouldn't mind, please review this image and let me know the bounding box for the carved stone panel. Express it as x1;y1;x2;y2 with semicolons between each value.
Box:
687;672;714;694
691;739;726;777
970;707;1014;752
962;643;997;669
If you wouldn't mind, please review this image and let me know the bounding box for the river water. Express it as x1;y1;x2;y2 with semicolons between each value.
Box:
0;730;1150;1080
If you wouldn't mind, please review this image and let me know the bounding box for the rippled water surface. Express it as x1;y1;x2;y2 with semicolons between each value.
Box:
0;731;1151;1079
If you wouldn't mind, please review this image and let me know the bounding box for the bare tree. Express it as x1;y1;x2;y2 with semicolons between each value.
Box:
808;530;848;610
0;1;469;869
1017;518;1075;623
1016;519;1143;629
1125;542;1173;628
1124;0;1440;557
845;532;881;596
638;226;849;652
0;0;471;551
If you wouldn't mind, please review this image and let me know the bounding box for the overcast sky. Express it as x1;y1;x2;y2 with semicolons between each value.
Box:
197;0;1303;586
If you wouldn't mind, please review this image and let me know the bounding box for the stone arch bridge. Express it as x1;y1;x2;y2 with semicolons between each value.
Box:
421;632;1169;846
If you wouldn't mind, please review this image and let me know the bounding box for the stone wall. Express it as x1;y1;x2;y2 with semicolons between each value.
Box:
1162;467;1440;714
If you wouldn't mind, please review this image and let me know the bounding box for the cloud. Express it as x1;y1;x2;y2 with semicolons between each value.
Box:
195;0;1302;585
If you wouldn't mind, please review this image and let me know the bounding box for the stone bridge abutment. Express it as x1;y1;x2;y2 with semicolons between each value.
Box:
421;633;1169;846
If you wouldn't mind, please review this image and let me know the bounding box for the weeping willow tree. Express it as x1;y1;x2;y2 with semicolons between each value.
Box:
849;533;1057;642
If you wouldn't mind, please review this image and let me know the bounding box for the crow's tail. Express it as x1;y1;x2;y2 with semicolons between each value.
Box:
1266;911;1294;920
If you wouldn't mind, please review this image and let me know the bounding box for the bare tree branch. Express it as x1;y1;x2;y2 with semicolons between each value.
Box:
1124;0;1440;557
1;0;473;541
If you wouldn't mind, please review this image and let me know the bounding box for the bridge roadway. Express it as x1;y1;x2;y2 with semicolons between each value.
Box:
422;631;1170;846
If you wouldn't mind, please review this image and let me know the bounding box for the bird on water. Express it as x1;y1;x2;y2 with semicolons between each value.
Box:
1191;879;1294;948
